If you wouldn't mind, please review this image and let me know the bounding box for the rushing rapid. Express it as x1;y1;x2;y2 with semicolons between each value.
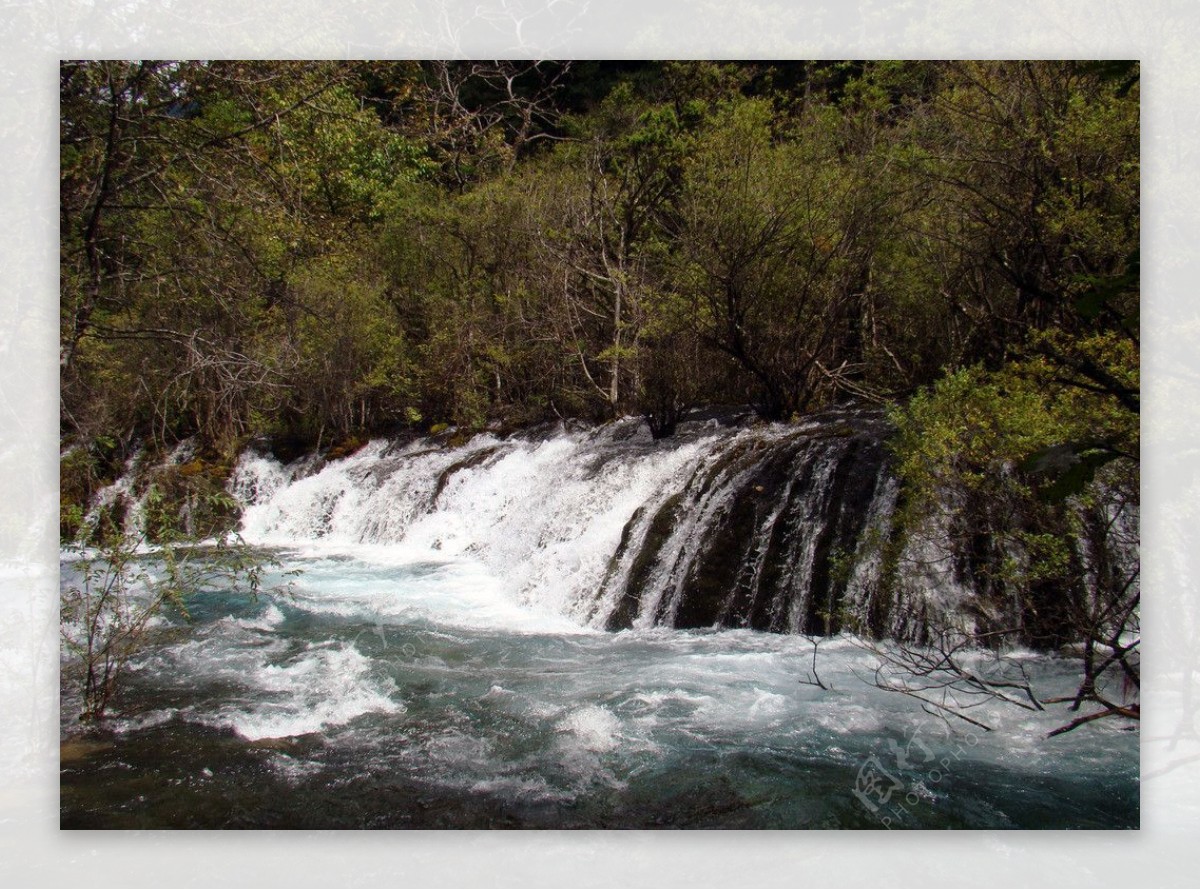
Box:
60;412;1139;828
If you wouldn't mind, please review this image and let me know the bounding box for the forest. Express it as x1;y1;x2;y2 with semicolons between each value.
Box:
60;59;1137;463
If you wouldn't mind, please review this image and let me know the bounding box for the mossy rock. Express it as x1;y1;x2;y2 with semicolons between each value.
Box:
605;497;683;631
177;458;208;477
325;436;368;462
431;447;500;504
86;499;129;547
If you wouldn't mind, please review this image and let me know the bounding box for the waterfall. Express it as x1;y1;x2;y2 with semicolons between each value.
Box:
74;405;1134;643
63;410;1140;831
229;409;904;634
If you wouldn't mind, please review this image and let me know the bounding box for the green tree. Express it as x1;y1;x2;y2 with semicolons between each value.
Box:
532;84;701;418
279;254;417;442
60;61;426;453
908;61;1139;361
674;97;896;419
889;346;1138;730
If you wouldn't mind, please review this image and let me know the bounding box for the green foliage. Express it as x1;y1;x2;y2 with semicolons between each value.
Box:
892;366;1062;506
283;254;416;438
672;94;894;417
273;83;431;223
138;464;241;543
61;445;105;542
888;323;1138;643
61;59;1138;458
60;61;430;453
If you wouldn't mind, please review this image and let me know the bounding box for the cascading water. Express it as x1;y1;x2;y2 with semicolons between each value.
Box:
230;409;906;636
60;409;1139;829
233;422;719;625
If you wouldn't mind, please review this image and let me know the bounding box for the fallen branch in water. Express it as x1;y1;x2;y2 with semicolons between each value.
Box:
1047;703;1140;738
797;634;830;691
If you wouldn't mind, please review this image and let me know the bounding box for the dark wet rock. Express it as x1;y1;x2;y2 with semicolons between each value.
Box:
431;446;502;505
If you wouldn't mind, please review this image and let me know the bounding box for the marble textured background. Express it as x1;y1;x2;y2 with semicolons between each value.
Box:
3;2;1195;885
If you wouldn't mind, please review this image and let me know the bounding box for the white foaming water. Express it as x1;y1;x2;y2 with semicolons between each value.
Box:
141;622;402;741
234;603;285;631
200;642;402;741
63;535;1138;827
81;446;144;537
557;704;624;753
278;553;585;634
613;439;760;630
232;425;726;626
843;475;900;630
